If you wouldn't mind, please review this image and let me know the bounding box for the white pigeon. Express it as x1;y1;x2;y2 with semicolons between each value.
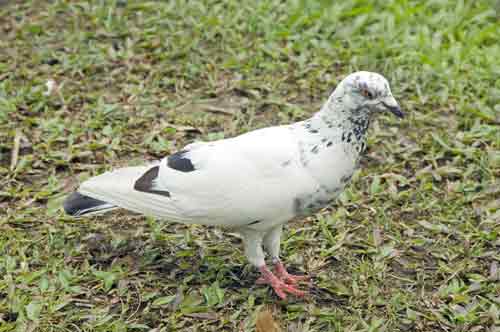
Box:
64;71;403;299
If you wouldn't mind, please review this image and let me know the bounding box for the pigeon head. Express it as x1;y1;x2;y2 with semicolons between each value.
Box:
337;71;404;119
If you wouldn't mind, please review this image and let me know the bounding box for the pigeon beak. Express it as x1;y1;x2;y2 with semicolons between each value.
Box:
381;97;404;118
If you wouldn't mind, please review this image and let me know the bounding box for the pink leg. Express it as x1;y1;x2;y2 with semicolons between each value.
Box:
273;261;309;285
257;266;305;299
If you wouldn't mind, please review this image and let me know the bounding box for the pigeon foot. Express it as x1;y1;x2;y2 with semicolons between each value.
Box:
273;261;309;285
257;266;306;299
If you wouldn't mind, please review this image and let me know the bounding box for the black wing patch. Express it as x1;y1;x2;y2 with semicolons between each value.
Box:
167;150;195;172
247;220;261;226
134;166;171;197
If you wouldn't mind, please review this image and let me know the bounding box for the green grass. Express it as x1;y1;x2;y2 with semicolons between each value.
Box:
1;0;499;331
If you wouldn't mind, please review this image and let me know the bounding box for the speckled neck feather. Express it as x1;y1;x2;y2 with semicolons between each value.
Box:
295;87;372;163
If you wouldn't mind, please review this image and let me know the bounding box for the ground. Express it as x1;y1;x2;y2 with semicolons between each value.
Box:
0;1;499;331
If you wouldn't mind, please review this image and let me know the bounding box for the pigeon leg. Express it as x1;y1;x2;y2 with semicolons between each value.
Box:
242;227;305;299
262;225;309;285
257;265;305;299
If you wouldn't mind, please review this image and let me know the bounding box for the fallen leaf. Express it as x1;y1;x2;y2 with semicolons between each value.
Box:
256;307;281;332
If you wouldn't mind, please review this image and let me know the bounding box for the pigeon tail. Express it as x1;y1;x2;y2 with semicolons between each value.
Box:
63;192;116;217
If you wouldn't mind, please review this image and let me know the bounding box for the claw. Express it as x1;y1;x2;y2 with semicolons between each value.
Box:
258;266;306;299
273;261;310;285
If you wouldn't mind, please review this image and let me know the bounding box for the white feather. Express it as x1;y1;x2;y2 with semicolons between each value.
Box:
78;126;319;228
79;165;186;223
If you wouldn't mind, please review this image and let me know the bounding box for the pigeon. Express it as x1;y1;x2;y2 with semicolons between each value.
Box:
63;71;403;299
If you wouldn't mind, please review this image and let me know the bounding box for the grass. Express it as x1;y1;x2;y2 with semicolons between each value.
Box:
0;0;499;331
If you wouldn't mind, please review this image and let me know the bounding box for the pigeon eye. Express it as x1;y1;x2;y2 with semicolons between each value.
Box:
361;89;375;99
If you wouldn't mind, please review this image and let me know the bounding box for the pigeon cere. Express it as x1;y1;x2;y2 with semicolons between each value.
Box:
64;71;403;299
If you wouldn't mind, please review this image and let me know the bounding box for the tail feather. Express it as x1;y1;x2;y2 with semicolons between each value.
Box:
63;192;117;217
75;165;189;222
65;164;190;222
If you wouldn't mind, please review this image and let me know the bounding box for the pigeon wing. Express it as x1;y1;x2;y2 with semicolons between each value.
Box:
79;126;316;228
